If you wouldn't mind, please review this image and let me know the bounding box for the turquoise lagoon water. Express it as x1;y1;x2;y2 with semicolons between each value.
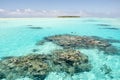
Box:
0;18;120;80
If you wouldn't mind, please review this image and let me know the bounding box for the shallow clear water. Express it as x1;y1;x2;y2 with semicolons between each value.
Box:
0;18;120;80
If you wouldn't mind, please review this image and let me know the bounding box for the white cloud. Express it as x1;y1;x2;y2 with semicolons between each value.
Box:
0;8;119;18
9;9;33;15
24;8;32;12
0;8;90;17
0;9;6;12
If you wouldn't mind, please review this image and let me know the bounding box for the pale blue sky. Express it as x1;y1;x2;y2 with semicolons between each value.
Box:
0;0;120;17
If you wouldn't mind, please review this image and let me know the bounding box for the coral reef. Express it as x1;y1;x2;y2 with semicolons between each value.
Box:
51;49;91;75
37;34;119;54
0;49;91;80
0;54;51;80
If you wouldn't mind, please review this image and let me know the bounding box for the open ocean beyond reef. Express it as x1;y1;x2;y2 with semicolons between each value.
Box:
0;18;120;80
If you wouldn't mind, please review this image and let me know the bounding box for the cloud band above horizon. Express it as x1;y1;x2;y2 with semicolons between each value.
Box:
0;8;119;18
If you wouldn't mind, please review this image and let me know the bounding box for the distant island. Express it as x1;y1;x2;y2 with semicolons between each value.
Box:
57;16;80;18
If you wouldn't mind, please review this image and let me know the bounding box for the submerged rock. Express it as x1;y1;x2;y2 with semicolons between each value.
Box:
0;71;6;79
32;49;39;52
37;34;119;54
100;64;112;75
51;49;91;75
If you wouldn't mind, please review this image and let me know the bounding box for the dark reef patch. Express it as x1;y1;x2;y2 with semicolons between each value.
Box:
0;49;91;80
37;34;119;54
97;24;120;30
99;27;119;30
26;25;43;29
28;27;43;29
97;24;111;26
